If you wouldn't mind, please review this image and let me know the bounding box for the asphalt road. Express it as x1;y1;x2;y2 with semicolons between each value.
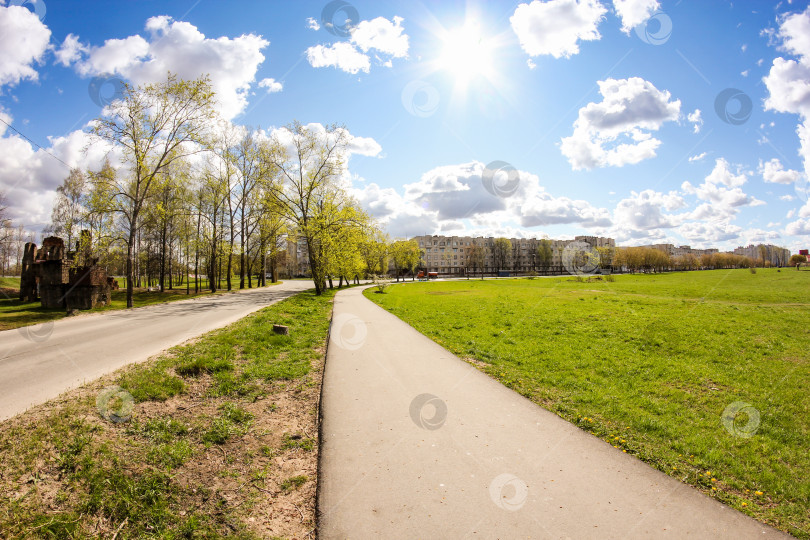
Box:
0;280;314;421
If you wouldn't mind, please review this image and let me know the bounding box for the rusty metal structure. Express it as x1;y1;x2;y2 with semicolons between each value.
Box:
19;234;118;310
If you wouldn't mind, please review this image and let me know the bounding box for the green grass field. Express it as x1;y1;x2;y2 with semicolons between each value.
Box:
366;269;810;538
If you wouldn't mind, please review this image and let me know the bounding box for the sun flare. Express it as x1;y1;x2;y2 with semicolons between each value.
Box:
438;23;495;84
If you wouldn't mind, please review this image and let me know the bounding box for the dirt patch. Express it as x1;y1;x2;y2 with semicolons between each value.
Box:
0;338;325;539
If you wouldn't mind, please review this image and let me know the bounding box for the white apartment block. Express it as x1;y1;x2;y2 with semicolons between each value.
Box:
642;244;720;259
285;236;311;277
411;234;615;275
733;244;792;266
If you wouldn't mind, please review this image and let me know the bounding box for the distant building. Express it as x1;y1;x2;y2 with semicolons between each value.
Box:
410;234;615;275
285;236;311;277
641;243;719;259
732;244;791;266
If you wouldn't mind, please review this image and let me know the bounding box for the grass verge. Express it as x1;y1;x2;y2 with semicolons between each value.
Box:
366;269;809;538
0;288;334;539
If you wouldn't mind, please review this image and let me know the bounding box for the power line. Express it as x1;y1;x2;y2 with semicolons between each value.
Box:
0;116;73;169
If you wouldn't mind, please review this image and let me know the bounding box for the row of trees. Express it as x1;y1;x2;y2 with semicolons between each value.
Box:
46;74;392;307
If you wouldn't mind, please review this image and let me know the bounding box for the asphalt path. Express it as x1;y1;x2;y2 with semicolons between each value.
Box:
0;280;314;421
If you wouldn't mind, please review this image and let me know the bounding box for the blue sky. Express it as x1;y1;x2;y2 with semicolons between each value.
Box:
1;0;810;252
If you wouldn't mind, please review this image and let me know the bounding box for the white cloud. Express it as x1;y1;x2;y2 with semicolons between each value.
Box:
800;200;810;218
306;17;320;31
516;171;611;227
688;152;707;162
54;33;87;67
62;16;269;120
0;3;50;88
682;158;764;222
306;15;409;75
763;7;810;189
775;7;810;59
763;56;810;116
560;77;681;170
678;221;742;245
759;157;802;184
741;69;749;77
258;77;283;93
353;182;438;239
612;0;659;34
780;194;796;201
527;59;537;70
354;160;612;238
306;42;370;74
350;16;408;58
786;217;810;235
0;127;118;230
510;0;606;59
613;189;686;232
687;108;703;133
402;162;507;220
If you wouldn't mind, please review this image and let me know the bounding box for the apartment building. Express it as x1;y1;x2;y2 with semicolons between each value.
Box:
642;244;719;259
733;244;792;266
411;234;615;275
285;236;311;277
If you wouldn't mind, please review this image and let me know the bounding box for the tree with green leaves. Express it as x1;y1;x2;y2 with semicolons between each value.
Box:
391;239;421;281
789;254;806;269
537;238;553;275
91;73;216;307
359;230;388;278
49;168;86;250
267;121;354;295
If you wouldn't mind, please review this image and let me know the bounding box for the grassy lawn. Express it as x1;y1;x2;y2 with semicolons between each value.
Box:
0;288;334;538
0;277;22;289
0;280;281;331
366;268;810;538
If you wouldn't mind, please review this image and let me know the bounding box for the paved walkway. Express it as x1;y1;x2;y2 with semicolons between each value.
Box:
318;286;788;539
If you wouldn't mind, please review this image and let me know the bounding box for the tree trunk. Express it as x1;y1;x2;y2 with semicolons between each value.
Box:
239;214;246;289
227;203;234;291
126;228;136;308
168;223;174;290
260;238;267;287
210;217;217;293
159;220;167;293
246;243;253;288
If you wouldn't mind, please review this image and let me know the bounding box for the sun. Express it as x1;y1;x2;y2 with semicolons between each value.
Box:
438;22;495;84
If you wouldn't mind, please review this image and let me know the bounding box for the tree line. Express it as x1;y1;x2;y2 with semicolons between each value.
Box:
44;73;398;307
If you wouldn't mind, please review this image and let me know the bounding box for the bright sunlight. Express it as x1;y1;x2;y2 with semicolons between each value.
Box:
438;22;495;84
